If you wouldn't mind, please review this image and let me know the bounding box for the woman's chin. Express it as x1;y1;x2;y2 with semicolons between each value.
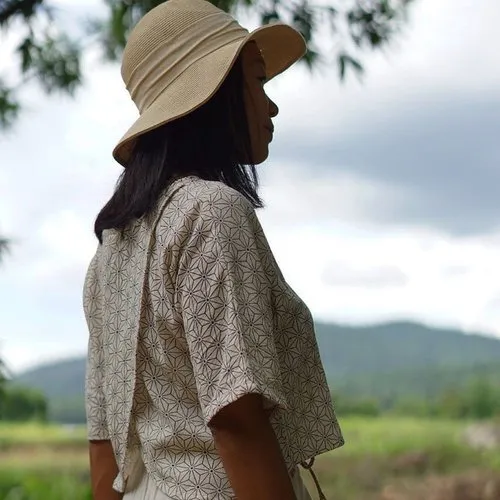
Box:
253;147;270;165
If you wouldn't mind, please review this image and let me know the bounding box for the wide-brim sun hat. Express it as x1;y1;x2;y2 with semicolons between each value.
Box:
113;0;307;167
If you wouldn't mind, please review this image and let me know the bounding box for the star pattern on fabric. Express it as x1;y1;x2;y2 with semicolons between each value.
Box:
84;176;344;499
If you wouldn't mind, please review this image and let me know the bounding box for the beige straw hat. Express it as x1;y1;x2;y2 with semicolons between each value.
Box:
112;0;307;167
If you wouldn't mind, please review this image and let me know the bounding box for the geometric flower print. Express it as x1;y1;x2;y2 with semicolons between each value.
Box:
83;176;344;499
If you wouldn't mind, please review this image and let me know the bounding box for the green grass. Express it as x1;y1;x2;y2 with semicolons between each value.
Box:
0;470;91;500
334;416;500;469
0;417;499;500
338;416;464;455
304;416;500;499
0;422;86;445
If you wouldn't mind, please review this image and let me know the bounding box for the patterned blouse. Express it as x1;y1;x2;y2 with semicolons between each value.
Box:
83;176;344;499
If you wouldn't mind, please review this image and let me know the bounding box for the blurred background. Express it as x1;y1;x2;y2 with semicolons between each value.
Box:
1;0;499;498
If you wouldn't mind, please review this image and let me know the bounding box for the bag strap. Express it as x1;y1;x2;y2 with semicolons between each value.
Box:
300;458;328;500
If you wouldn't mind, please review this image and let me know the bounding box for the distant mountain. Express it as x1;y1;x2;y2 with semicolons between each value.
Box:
15;357;86;400
314;321;500;377
13;321;500;422
336;360;500;404
13;357;87;423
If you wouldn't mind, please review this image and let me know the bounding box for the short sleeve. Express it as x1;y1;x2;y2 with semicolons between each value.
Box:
83;254;110;441
177;190;288;426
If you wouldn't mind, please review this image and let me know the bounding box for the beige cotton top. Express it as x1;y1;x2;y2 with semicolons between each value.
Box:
83;176;344;499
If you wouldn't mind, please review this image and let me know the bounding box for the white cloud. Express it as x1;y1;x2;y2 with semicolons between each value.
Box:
260;162;415;225
258;216;500;337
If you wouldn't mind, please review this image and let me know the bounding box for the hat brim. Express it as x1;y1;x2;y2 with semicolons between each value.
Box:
112;23;306;167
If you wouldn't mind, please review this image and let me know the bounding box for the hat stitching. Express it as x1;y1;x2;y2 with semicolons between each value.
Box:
125;10;237;82
137;34;247;113
128;19;244;105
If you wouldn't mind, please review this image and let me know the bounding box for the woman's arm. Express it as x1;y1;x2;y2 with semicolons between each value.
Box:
210;393;297;500
89;440;123;500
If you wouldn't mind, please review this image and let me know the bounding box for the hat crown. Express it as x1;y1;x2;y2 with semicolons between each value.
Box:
121;0;247;112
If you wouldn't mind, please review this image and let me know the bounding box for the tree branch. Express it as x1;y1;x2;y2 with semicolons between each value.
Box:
0;0;44;25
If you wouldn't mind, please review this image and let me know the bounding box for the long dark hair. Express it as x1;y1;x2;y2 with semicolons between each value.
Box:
95;56;263;243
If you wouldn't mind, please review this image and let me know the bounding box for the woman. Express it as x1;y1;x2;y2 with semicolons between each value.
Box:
83;1;344;499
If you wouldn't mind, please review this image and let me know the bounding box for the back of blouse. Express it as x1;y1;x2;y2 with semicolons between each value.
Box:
83;176;344;499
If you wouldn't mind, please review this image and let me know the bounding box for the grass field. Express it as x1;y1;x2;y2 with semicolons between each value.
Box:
1;417;499;499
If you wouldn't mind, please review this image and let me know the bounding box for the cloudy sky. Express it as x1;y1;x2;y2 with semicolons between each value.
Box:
1;0;499;373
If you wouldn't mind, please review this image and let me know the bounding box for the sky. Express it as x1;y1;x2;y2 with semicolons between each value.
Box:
1;0;499;373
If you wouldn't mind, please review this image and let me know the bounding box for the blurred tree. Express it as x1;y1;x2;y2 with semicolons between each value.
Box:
333;392;380;417
0;385;48;421
0;0;415;129
434;378;500;420
0;240;9;389
465;378;499;420
0;237;8;263
0;358;7;394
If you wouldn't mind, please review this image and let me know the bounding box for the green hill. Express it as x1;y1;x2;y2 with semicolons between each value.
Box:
335;360;500;403
315;321;500;377
13;320;500;422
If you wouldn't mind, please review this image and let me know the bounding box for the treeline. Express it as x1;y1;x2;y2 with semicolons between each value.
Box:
0;384;85;423
335;377;500;420
1;377;499;423
335;361;500;406
0;386;47;421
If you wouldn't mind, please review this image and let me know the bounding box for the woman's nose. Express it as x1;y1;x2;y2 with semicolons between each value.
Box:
269;98;279;118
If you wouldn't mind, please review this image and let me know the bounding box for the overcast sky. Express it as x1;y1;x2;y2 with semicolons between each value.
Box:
1;0;499;373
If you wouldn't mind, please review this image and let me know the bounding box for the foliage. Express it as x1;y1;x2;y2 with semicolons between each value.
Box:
0;386;48;422
0;358;7;387
0;421;86;445
89;0;414;69
48;396;86;424
390;378;500;420
334;394;381;417
1;417;499;500
0;471;91;500
0;0;415;129
337;362;500;411
0;236;9;264
437;378;500;420
0;0;81;129
315;321;500;381
337;377;500;420
14;356;86;423
0;358;11;403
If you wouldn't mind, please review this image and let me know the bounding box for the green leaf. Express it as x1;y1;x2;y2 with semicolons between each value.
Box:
0;237;9;263
210;0;235;12
0;83;20;129
31;33;82;94
291;1;315;43
338;53;364;81
322;4;338;33
302;47;320;70
0;0;416;131
260;9;279;25
380;0;392;16
0;0;43;26
17;36;35;73
110;3;128;49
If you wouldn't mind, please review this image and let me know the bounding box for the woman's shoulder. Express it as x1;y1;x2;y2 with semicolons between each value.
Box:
156;177;259;242
175;176;255;218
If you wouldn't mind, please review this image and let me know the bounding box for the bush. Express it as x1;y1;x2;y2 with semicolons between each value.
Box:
0;386;47;422
334;394;381;417
0;471;91;500
435;378;500;420
336;377;500;421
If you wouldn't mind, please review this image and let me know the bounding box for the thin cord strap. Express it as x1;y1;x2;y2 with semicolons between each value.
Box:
300;458;328;500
